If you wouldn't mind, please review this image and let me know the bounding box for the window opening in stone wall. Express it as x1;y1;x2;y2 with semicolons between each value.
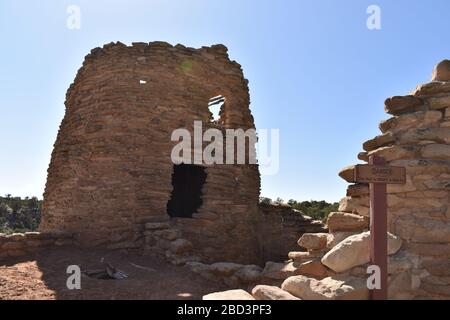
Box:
208;95;225;122
167;164;207;218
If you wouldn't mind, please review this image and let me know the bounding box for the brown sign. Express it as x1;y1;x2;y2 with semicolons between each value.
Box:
354;164;406;184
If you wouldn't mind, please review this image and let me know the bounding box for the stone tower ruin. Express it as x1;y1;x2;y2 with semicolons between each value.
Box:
40;42;262;263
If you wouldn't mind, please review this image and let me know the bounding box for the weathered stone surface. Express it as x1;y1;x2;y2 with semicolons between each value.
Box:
1;241;26;250
385;95;424;115
413;81;450;97
209;262;244;277
358;151;369;162
380;111;442;133
389;159;450;176
338;196;369;217
428;96;450;110
186;262;216;281
406;243;450;257
145;222;170;230
367;145;418;162
395;216;450;243
421;259;450;277
296;259;330;279
251;285;300;300
297;233;329;251
153;229;179;241
388;272;414;300
338;165;355;183
388;254;413;275
281;275;369;300
398;127;450;145
421;144;450;159
387;175;416;194
421;278;450;298
346;184;369;197
203;289;255;300
288;251;322;264
326;212;369;232
257;203;326;263
432;60;450;81
234;265;263;283
168;238;193;254
363;132;395;151
321;231;402;273
262;262;300;280
326;231;356;249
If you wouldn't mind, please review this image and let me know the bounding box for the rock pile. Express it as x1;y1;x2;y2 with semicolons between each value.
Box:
204;60;450;300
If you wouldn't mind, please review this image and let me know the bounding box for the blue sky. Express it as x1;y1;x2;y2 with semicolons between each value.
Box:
1;0;449;202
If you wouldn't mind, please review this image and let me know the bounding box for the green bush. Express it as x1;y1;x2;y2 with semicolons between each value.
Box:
259;197;338;222
0;195;41;234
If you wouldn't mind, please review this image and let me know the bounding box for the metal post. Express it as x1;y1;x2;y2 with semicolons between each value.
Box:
369;155;388;300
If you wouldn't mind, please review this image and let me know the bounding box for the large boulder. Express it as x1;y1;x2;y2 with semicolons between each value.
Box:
297;233;329;251
326;231;356;249
432;60;450;81
281;275;369;300
321;231;403;273
203;289;255;300
295;259;331;279
326;212;369;232
338;196;369;217
251;285;300;300
384;95;424;115
338;165;355;183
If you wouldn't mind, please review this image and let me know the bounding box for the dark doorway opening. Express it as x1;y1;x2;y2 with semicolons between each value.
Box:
167;164;207;218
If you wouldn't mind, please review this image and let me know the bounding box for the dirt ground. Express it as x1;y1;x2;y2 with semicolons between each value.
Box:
0;246;228;300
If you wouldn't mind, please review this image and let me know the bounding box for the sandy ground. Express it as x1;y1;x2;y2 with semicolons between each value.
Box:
0;246;227;300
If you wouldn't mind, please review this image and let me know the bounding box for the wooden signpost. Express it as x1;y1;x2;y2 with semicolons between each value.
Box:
353;155;406;300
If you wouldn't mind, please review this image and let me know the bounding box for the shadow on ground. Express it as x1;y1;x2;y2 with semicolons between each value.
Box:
0;246;227;300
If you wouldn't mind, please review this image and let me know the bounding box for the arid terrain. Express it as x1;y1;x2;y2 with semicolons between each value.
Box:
0;247;227;300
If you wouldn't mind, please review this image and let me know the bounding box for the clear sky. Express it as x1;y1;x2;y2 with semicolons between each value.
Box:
1;0;449;202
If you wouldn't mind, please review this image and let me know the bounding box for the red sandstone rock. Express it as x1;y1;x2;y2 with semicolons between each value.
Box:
432;59;450;81
384;95;424;115
326;212;369;233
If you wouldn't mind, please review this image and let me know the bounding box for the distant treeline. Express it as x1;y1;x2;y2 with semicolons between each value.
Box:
0;195;41;234
0;194;336;234
260;197;338;222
